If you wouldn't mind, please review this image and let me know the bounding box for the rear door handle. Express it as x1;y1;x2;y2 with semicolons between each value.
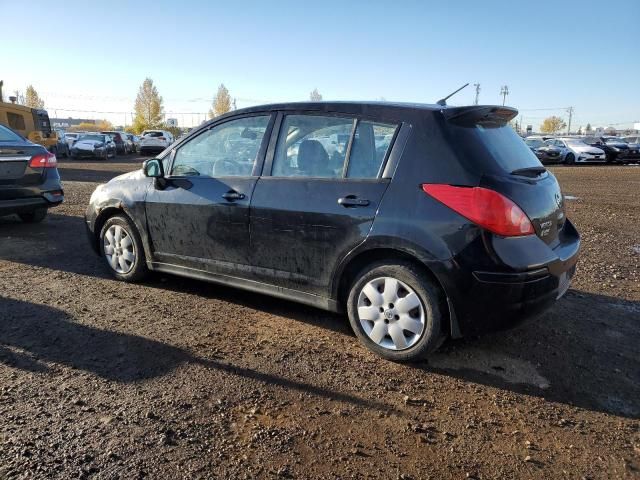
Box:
338;196;370;207
222;191;245;201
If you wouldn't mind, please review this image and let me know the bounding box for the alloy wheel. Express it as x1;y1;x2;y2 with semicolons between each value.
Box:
103;224;136;274
357;277;425;350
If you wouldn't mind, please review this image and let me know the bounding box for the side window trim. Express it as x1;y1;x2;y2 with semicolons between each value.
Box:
340;118;359;178
164;113;274;178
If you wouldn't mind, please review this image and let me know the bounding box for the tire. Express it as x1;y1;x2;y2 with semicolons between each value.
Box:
565;153;575;165
99;214;148;282
18;208;47;223
346;261;444;362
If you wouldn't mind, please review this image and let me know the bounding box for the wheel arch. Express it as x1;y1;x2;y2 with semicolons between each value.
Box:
92;204;152;263
332;246;460;338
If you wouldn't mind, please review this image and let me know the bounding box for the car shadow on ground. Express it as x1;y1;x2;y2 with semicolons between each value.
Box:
2;212;638;419
416;290;640;419
0;296;393;412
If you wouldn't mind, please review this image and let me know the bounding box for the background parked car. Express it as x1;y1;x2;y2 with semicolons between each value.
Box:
65;132;81;150
545;137;606;164
100;131;130;155
0;123;64;223
583;136;636;164
139;130;174;155
126;134;139;153
524;137;563;164
622;136;640;162
70;133;116;160
51;130;70;158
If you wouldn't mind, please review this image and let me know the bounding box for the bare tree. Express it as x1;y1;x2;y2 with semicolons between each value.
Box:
309;88;323;102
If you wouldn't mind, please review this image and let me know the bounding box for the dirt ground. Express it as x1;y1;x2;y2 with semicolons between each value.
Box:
1;156;639;479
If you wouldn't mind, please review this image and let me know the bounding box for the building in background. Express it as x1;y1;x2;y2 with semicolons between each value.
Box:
51;117;96;129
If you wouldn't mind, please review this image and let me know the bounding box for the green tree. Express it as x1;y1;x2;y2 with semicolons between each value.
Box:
132;78;164;133
540;116;567;134
25;85;45;109
309;88;323;102
209;84;232;118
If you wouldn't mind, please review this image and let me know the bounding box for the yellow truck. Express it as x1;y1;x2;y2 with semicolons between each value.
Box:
0;100;58;151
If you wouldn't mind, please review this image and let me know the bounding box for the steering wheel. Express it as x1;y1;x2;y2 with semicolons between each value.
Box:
212;157;239;176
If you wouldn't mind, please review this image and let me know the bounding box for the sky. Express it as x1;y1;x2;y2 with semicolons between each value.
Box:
2;0;639;130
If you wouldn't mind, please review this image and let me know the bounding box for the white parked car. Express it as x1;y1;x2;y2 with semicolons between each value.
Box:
65;132;80;149
139;130;174;155
544;137;606;164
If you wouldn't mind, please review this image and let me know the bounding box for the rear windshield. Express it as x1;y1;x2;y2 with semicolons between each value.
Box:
143;131;163;137
0;124;24;142
448;124;542;173
79;135;105;142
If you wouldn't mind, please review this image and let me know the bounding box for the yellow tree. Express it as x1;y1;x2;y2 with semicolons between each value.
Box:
540;116;567;134
25;85;45;109
132;78;164;133
209;84;232;118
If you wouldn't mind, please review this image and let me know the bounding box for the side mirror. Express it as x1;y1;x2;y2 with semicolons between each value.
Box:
143;158;164;178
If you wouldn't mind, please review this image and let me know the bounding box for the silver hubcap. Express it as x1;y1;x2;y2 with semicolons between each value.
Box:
103;225;135;274
357;277;425;351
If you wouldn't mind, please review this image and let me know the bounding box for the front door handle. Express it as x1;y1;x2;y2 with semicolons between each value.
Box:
338;196;370;207
222;191;245;201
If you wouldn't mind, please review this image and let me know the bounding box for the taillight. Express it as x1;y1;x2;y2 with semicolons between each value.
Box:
29;152;58;168
421;184;534;236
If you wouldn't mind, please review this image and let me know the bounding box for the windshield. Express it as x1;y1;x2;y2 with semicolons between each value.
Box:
0;124;24;142
143;131;163;137
605;138;624;144
565;139;587;147
525;138;545;148
78;135;105;142
67;133;78;138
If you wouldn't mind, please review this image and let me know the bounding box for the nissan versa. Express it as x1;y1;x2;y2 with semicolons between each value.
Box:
85;102;580;361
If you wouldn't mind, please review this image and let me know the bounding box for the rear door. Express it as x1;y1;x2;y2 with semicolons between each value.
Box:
249;113;399;297
145;114;273;272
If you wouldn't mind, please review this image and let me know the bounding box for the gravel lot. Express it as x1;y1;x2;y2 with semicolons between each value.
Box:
1;156;639;479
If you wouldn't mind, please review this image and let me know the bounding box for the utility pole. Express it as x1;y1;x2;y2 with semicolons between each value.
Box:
500;85;509;106
566;106;574;134
473;83;481;105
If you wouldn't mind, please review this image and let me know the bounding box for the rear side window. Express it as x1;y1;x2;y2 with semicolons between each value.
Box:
7;112;26;131
273;115;354;178
449;123;542;173
346;121;396;178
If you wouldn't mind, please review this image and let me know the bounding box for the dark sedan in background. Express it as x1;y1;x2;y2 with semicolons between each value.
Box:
524;137;563;164
584;136;635;163
0;124;63;223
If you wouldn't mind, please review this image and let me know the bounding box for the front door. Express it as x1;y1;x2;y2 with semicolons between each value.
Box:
249;113;398;297
145;114;273;273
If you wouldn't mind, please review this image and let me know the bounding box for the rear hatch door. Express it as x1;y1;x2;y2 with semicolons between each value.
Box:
444;106;565;246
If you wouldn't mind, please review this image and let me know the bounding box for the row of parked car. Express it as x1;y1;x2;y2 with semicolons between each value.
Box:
524;135;640;165
53;130;175;160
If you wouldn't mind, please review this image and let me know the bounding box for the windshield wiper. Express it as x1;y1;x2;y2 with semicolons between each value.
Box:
510;166;547;177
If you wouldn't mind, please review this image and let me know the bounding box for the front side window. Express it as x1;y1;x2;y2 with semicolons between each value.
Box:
171;115;270;177
272;115;354;178
346;121;396;178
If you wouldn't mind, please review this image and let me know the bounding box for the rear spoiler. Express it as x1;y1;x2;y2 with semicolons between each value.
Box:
442;105;518;126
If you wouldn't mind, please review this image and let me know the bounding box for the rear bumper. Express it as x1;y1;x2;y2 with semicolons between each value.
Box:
444;220;580;337
0;171;64;216
0;192;63;216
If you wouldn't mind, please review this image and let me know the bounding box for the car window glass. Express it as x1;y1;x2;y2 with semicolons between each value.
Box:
0;124;23;142
171;115;270;177
6;112;26;131
272;115;354;178
346;121;396;178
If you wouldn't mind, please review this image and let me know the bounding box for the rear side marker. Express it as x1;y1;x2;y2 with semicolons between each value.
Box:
422;184;534;236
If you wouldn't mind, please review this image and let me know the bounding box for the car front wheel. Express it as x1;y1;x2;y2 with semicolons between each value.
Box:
347;261;444;362
99;215;148;282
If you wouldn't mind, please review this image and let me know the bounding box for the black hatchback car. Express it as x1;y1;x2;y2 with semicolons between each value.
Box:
85;102;579;361
0;124;64;223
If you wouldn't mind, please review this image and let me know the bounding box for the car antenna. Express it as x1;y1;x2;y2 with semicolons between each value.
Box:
436;83;470;106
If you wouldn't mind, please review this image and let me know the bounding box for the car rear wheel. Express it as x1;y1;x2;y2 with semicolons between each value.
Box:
19;208;47;223
99;215;148;282
347;261;444;362
565;153;575;165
